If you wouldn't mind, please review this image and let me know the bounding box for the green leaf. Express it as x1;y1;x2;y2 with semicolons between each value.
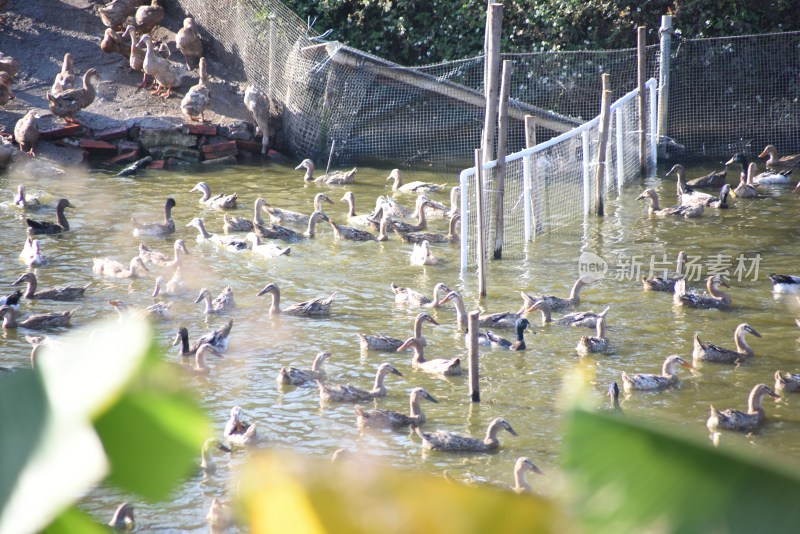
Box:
41;506;108;534
94;386;209;501
241;451;562;534
563;408;800;533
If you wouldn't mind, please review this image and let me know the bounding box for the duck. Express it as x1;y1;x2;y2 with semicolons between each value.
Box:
642;251;688;291
601;382;623;414
439;290;529;330
223;197;268;233
246;232;291;257
749;163;793;186
138;34;189;98
108;502;135;531
0;290;22;309
387;199;431;234
327;217;377;241
0;71;14;107
255;210;328;242
758;144;800;172
318;362;403;402
256;282;336;317
184;342;223;375
478;318;531;351
93;256;149;278
152;266;187;297
243;84;271;155
134;0;164;34
636;188;704;218
176;17;202;70
199;438;230;477
355;387;438;430
396;337;462;376
415;417;517;452
13;185;44;210
705;183;732;208
725;154;759;198
26;198;72;235
276;352;330;386
50;52;76;96
410;240;439;265
386;168;446;194
132;197;176;237
19;237;46;267
575;315;608;355
100;27;129;59
396;213;460;244
774;370;800;393
417;186;460;220
667;165;715;205
373;195;410;218
357;312;439;351
190;181;237;209
526;298;609;328
0;305;77;330
707;383;779;433
673;275;731;310
119;25;150;88
172;319;233;356
390;282;450;307
99;0;142;29
194;286;235;314
206;497;235;532
512;457;544;494
223;406;257;446
13;272;89;301
296;158;357;185
138;239;188;267
109;299;172;321
769;273;800;294
14;110;39;156
266;193;334;226
339;191;380;228
180;57;211;122
621;355;694;391
693;323;761;364
675;164;728;189
521;276;592;312
186;217;248;251
47;68;100;124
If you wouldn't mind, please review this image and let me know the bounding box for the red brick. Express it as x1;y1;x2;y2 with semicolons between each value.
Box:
235;139;263;152
147;159;166;169
79;139;117;152
40;124;83;139
179;123;217;136
203;149;238;160
104;149;140;164
201;140;237;154
94;125;129;141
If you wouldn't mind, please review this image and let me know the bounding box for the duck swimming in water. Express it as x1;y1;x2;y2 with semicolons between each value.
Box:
172;319;233;356
138;239;188;267
512;457;544;494
622;355;694;391
246;232;291;258
758;144;800;172
636;188;704;218
674;275;731;310
575;315;608;355
386;168;446;194
527;298;609;328
768;273;800;294
190;181;238;210
390;282;450;307
693;323;761;364
26;198;73;235
296;158;357;185
19;237;46;267
223;197;268;234
254;210;328;242
223;406;257;446
396;337;462;376
415;417;517;452
0;305;77;330
256;282;336;317
276;351;330;386
641;251;688;292
14;272;89;301
152;266;187;297
194;287;235;314
521;276;592;312
477;318;531;351
707;383;779;433
440;290;530;331
318;362;403;402
358;312;440;351
774;370;800;393
355;387;438;430
266;193;335;226
108;502;134;531
132;198;176;237
92;256;149;278
186;217;248;251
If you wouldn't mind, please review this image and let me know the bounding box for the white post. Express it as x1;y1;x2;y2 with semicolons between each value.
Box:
582;130;591;216
459;170;469;273
474;149;487;297
616;108;625;190
524;115;540;237
656;14;672;159
522;152;532;242
637;26;647;174
649;80;658;171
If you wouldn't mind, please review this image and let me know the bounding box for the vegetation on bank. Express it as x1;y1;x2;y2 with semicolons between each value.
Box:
283;0;800;65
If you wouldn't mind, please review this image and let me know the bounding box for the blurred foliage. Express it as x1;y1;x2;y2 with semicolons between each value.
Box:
283;0;800;65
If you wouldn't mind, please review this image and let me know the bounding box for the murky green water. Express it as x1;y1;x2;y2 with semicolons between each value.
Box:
1;157;799;530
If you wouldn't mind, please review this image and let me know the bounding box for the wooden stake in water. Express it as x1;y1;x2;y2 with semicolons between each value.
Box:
481;3;503;164
595;73;611;217
493;60;512;260
325;139;336;174
468;311;480;402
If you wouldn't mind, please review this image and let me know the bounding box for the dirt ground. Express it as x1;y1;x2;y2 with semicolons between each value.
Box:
0;0;251;156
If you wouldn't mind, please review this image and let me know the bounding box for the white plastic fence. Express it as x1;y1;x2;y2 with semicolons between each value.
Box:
459;78;658;271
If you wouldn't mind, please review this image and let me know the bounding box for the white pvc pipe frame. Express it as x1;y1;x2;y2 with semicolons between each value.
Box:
460;77;658;272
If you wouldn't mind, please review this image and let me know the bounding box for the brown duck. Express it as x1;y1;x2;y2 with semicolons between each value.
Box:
51;53;76;96
134;0;164;35
14;110;39;156
47;68;100;124
176;16;202;70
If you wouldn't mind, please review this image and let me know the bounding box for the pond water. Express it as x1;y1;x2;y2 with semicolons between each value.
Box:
1;156;799;531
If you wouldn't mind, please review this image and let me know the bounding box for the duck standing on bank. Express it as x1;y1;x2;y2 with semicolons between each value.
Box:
50;52;76;96
176;16;203;70
47;68;100;124
181;57;211;122
14;110;39;156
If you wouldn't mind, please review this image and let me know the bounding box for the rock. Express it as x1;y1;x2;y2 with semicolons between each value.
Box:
94;125;130;141
148;145;202;162
179;123;217;136
202;155;237;166
218;121;253;141
138;128;197;149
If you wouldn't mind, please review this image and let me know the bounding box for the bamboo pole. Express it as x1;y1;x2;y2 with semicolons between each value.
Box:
481;3;503;163
637;26;647;175
468;311;480;402
594;73;611;217
657;15;673;159
525;115;541;235
475;149;487;296
493;60;512;259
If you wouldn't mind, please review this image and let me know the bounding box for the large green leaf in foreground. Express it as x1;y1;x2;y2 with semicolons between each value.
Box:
563;408;800;533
